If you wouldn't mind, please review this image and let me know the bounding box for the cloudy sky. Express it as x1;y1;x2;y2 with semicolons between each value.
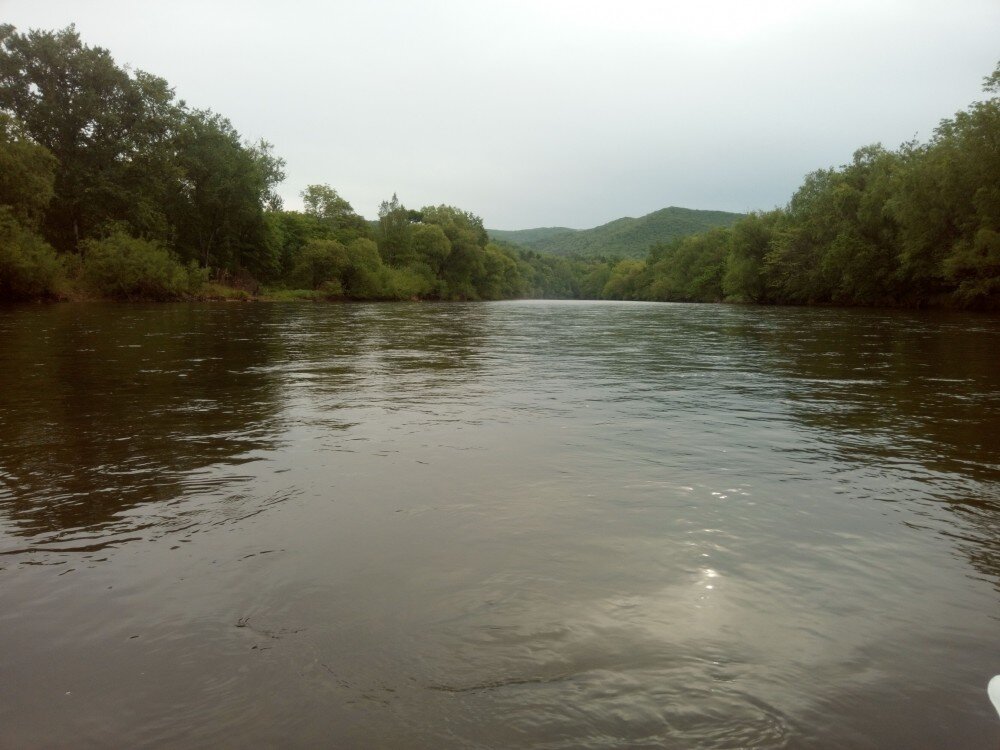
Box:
4;0;998;228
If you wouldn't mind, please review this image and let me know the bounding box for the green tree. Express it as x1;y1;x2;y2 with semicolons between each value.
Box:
602;259;644;299
377;193;415;266
289;238;348;291
81;230;204;301
167;110;285;278
723;211;780;302
341;237;385;297
642;228;730;301
301;184;370;244
480;243;522;299
0;208;64;300
893;63;1000;306
0;24;182;250
410;222;451;275
421;205;489;299
0;115;57;227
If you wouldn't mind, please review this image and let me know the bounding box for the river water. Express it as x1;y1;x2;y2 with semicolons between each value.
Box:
0;300;998;748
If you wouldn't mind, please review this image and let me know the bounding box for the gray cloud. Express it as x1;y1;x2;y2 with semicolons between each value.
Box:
5;0;998;227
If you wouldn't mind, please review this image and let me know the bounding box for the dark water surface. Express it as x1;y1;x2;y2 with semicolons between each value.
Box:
1;301;998;749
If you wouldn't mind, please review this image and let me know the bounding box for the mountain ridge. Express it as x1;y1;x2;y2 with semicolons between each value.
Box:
488;206;743;258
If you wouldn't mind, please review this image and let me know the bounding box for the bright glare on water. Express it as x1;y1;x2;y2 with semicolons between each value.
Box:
0;301;998;748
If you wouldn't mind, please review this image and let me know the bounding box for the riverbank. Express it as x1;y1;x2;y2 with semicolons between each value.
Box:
5;278;469;304
7;281;992;311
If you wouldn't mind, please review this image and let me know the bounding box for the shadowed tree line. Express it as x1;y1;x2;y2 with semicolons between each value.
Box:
0;25;552;302
271;189;527;301
593;64;1000;310
2;24;997;308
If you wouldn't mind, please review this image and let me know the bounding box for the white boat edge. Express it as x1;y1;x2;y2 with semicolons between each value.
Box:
989;675;1000;719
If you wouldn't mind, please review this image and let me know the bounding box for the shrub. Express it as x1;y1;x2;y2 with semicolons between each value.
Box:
385;265;434;299
288;239;348;290
82;232;204;300
0;209;65;301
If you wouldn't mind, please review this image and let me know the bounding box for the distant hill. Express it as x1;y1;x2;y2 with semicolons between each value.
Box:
487;226;577;246
488;206;743;258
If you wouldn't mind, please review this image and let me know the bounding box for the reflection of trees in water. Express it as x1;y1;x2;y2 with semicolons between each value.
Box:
0;304;287;537
348;302;489;372
278;303;490;403
726;307;1000;586
0;302;491;540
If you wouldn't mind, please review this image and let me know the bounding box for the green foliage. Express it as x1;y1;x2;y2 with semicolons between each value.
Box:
422;205;490;248
628;61;1000;310
82;232;205;300
301;184;371;245
723;212;779;302
602;260;645;299
262;287;327;301
488;207;743;259
640;228;730;301
383;265;435;299
282;234;436;300
270;210;325;277
502;246;607;299
288;238;348;290
420;205;489;299
0;23;285;286
167;110;285;279
274;196;537;301
0;115;57;227
0;24;182;251
487;226;576;246
890;72;1000;307
0;209;65;300
483;62;1000;309
480;244;523;299
376;193;414;266
579;262;613;299
3;21;994;309
943;228;1000;305
410;223;451;274
302;184;352;220
341;237;385;298
0;23;537;304
752;146;904;306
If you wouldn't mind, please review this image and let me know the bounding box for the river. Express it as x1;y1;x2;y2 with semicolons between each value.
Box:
1;300;998;748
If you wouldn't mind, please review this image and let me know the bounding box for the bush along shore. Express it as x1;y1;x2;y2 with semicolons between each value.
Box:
1;24;998;309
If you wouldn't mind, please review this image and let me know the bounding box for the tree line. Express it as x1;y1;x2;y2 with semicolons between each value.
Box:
0;25;553;301
586;64;1000;310
2;24;996;309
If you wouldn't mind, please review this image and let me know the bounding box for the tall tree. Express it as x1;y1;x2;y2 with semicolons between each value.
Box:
167;110;285;278
421;205;489;298
376;193;414;266
300;184;369;244
0;24;181;250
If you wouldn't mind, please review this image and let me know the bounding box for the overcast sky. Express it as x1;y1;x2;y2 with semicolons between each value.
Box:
4;0;999;228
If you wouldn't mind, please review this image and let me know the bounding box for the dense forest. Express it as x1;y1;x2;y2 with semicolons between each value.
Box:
0;25;565;302
488;207;743;259
1;24;997;309
587;65;1000;310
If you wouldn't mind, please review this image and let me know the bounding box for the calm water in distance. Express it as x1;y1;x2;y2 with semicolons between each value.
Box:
0;300;998;749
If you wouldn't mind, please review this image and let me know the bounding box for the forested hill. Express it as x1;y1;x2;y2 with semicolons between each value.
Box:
486;226;576;246
488;207;743;258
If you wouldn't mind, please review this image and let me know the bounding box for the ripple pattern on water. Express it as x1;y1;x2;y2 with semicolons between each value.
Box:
0;300;998;748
